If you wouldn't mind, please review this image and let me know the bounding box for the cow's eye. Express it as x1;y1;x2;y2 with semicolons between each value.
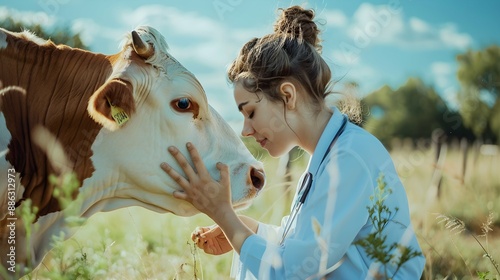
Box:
176;98;191;110
171;98;200;119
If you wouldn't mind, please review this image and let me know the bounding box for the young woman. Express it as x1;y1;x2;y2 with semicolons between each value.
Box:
160;6;425;279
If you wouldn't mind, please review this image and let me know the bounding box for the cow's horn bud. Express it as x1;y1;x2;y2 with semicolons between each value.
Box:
132;30;154;59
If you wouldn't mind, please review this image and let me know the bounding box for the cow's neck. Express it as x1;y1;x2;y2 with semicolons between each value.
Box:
0;34;113;217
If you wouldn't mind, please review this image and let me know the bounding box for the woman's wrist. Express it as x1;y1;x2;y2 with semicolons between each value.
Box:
212;206;254;254
209;204;234;224
238;215;259;233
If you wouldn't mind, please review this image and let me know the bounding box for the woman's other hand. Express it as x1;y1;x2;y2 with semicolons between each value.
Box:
192;225;233;255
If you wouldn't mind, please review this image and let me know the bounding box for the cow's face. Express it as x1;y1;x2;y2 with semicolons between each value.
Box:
86;26;265;216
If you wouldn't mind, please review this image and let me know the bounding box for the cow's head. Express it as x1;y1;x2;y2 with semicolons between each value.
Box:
84;26;265;217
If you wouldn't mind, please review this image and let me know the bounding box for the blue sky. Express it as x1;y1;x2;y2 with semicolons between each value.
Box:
2;0;499;131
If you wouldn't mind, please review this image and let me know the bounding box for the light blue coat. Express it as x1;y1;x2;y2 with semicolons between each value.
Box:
232;107;425;279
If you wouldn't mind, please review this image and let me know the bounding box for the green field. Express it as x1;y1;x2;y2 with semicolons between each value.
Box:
23;142;500;280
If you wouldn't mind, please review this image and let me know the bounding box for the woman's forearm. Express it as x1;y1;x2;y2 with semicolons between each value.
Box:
212;207;255;254
238;215;259;233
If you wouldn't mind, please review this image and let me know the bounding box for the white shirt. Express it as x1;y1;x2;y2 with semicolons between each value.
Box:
231;107;425;279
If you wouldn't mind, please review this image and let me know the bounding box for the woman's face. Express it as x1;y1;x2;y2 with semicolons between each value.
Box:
233;83;296;157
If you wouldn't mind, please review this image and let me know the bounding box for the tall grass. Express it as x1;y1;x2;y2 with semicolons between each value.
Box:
390;141;500;280
21;142;500;279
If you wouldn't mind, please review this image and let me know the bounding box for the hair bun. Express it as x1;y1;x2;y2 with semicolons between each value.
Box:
274;6;321;50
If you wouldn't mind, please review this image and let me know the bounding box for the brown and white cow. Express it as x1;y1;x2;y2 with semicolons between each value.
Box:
0;26;265;274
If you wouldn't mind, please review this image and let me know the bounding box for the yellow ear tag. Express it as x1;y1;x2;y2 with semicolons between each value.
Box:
106;97;129;126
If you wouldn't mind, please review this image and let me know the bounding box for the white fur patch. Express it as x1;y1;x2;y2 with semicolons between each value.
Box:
0;30;7;49
19;30;47;45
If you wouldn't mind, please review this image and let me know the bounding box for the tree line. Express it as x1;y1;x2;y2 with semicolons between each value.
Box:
0;16;87;49
360;45;499;148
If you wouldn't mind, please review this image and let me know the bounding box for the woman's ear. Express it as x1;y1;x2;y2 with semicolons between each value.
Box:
279;82;297;110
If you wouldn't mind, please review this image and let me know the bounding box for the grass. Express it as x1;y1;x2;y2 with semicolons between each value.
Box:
390;140;500;280
17;141;500;279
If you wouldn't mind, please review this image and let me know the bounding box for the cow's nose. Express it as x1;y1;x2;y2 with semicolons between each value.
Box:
250;167;265;190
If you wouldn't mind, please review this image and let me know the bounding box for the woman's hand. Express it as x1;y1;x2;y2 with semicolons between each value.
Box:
160;142;232;220
192;225;233;255
161;143;256;254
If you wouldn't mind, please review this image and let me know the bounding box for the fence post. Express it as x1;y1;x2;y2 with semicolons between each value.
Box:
429;129;447;199
460;138;468;185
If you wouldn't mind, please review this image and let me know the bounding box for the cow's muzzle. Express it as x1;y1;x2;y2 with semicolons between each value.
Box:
249;167;265;191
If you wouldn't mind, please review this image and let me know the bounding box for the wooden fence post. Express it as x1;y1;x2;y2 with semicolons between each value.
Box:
428;129;447;200
460;138;468;185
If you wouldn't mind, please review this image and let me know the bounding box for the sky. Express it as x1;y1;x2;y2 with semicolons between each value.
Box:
1;0;500;131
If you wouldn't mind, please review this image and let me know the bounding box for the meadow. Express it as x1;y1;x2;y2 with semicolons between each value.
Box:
22;140;500;280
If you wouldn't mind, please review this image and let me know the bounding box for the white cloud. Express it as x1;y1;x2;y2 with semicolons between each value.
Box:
320;9;348;28
409;17;431;33
71;18;124;49
348;3;405;44
343;4;473;50
120;5;224;39
329;46;360;67
439;23;473;49
169;39;235;68
431;61;454;74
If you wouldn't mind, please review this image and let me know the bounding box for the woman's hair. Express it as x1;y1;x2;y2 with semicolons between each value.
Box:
228;5;330;110
228;5;362;122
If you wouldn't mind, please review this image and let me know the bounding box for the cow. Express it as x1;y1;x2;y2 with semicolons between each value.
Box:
0;26;265;276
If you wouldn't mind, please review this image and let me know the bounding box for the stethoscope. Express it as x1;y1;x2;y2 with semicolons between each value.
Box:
280;115;349;245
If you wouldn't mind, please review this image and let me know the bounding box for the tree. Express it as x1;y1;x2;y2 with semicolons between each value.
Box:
0;16;88;49
362;78;456;148
456;45;500;143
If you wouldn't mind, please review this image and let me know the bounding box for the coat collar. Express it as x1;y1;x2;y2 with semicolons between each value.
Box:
305;106;346;176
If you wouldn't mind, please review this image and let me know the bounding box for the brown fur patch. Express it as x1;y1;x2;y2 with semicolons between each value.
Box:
0;28;113;218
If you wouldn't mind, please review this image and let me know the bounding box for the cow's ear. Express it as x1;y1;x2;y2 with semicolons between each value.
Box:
87;79;136;131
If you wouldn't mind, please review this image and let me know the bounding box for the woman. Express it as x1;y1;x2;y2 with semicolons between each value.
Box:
160;6;425;279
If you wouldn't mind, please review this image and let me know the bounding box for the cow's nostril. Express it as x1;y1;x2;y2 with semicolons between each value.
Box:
250;167;265;190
